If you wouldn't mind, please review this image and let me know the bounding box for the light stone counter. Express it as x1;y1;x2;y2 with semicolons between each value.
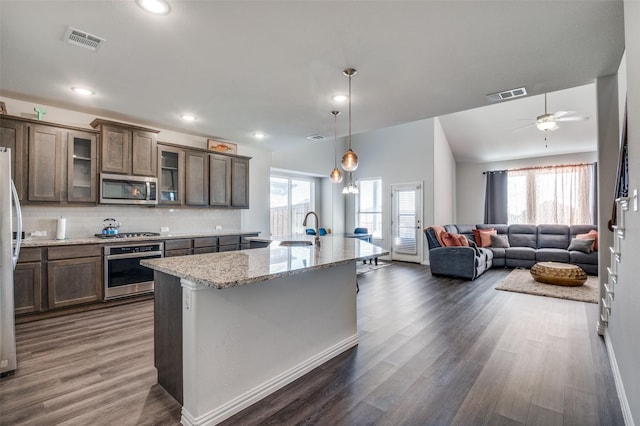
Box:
141;235;388;289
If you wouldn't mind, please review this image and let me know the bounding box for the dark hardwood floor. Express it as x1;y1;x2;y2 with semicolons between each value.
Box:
0;263;624;425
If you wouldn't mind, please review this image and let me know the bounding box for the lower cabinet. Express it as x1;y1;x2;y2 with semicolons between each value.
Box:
47;245;102;310
14;248;43;315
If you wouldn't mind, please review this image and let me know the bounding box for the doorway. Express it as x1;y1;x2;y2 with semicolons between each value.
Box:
391;183;423;263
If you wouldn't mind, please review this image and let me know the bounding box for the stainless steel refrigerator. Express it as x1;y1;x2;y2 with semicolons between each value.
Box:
0;147;22;376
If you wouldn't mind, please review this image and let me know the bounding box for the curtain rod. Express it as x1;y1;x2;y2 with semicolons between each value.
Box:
483;162;595;174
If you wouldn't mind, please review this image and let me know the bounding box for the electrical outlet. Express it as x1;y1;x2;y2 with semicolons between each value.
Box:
215;225;222;230
1;359;8;368
634;189;638;212
30;231;47;237
160;226;170;233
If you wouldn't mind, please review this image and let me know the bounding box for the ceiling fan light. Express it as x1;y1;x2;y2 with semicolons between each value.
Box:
536;121;557;131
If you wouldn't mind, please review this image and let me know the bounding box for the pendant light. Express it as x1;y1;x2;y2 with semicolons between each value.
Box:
341;172;359;194
329;111;343;183
341;68;359;172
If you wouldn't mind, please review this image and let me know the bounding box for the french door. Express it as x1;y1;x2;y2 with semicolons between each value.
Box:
391;183;422;263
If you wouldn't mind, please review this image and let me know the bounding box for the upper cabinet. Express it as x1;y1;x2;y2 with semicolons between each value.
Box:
67;131;98;203
209;154;231;206
0;117;27;200
158;144;185;205
28;124;65;202
159;142;251;209
91;119;158;177
0;116;99;205
231;157;250;208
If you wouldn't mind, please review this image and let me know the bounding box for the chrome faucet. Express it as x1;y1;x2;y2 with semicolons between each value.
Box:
302;211;321;247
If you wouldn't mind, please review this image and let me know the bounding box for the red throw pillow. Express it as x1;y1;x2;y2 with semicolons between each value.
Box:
577;230;598;251
440;231;469;247
472;228;496;247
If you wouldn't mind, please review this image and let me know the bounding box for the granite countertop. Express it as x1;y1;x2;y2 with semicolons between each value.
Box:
141;236;389;289
18;231;260;248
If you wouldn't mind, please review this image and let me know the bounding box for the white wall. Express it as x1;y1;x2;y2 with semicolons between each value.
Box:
607;3;640;424
347;118;436;262
2;96;272;239
433;117;456;224
456;151;598;225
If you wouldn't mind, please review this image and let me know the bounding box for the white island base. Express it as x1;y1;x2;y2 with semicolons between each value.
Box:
154;262;358;426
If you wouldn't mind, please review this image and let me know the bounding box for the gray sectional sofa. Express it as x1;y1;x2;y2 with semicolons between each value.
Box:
424;224;598;280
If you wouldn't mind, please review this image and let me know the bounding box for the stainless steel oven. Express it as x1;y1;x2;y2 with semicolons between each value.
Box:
104;242;163;300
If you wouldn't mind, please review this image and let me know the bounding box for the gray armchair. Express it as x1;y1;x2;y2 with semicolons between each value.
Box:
424;227;493;280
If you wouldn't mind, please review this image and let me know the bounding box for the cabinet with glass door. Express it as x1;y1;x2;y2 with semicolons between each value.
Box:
158;144;185;205
67;131;97;203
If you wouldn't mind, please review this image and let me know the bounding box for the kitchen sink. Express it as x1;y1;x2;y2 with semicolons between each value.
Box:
279;240;313;246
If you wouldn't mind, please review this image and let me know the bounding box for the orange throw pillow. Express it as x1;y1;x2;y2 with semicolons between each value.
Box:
577;230;598;251
472;228;496;247
441;232;470;247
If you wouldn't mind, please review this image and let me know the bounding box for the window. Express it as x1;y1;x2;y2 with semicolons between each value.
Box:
270;176;315;236
507;164;595;225
356;178;382;239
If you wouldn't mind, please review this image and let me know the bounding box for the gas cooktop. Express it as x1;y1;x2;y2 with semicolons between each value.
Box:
94;232;161;239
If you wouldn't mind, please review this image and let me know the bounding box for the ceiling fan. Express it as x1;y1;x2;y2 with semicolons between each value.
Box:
522;93;589;131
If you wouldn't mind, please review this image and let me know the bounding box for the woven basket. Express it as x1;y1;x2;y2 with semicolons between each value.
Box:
530;262;587;287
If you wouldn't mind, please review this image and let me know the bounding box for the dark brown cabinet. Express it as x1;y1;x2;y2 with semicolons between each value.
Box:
164;239;192;257
158;144;185;205
28;124;65;202
0;117;27;200
47;245;102;309
231;157;250;208
1;116;99;205
209;154;231;206
193;237;218;254
91;119;158;177
185;151;209;206
67;130;98;203
14;248;43;315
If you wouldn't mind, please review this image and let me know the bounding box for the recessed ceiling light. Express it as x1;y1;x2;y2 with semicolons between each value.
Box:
137;0;171;14
253;132;265;139
180;114;196;121
70;87;95;96
332;95;348;102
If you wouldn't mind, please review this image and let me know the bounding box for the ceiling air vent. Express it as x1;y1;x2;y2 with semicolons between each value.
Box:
64;27;106;52
306;135;325;141
486;87;527;102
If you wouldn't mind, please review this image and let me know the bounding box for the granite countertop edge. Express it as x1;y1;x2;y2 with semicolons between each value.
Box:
18;231;261;248
143;257;357;290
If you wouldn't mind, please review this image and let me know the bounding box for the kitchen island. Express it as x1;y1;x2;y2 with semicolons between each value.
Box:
141;236;387;426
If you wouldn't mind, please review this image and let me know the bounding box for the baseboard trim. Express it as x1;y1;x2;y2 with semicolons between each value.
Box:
604;329;636;426
181;334;359;426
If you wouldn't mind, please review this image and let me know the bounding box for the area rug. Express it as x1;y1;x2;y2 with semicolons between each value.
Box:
356;261;390;275
495;268;598;304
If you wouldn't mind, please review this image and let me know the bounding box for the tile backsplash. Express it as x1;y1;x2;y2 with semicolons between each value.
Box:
20;205;241;240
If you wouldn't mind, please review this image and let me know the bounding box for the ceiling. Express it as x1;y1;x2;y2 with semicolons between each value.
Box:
0;1;625;162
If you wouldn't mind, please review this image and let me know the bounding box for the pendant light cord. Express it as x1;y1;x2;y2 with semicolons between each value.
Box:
348;72;352;151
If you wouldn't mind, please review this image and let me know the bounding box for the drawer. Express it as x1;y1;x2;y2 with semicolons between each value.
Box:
193;237;217;248
218;235;240;246
164;239;192;250
165;248;192;257
193;247;218;255
218;244;239;252
240;243;250;250
18;247;42;263
48;244;101;260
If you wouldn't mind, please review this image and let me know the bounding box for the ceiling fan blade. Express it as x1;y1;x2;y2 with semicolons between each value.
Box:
556;116;589;122
552;110;575;119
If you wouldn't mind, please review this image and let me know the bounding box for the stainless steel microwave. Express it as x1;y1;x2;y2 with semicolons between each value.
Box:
99;173;158;205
